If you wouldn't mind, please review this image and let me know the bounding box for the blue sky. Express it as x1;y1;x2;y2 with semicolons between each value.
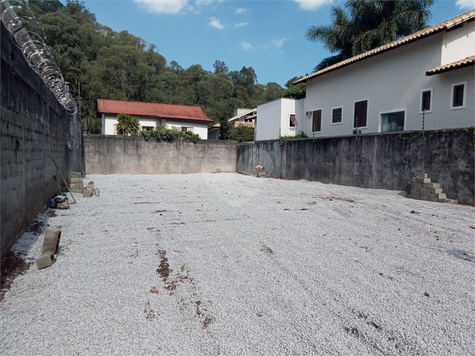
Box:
80;0;474;87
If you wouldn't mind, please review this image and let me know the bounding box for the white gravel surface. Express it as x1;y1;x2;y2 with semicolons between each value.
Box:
1;173;474;355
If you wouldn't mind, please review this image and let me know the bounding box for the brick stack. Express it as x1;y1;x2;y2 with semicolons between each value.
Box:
69;172;83;194
410;173;457;204
83;181;100;198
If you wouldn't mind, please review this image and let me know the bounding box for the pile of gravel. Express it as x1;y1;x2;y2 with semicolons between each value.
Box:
1;173;474;355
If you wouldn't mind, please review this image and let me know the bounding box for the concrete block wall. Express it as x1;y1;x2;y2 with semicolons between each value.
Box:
1;24;83;257
237;130;475;205
84;135;237;174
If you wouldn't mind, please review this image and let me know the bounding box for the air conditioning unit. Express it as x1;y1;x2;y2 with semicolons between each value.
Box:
306;111;312;116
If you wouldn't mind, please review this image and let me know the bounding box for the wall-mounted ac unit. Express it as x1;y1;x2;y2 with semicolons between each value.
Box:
306;111;312;116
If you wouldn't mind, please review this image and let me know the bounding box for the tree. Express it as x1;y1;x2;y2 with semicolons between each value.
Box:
281;77;306;100
213;60;228;75
231;125;254;142
116;113;140;135
306;0;434;71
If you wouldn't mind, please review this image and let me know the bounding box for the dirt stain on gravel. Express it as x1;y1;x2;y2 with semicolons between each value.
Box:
156;250;172;281
260;244;273;256
1;251;30;302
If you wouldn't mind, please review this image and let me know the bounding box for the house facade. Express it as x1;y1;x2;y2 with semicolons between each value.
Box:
97;99;214;139
255;98;304;141
292;10;474;138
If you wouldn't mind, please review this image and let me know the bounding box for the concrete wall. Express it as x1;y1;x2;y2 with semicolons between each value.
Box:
237;130;475;205
1;24;83;257
84;135;236;174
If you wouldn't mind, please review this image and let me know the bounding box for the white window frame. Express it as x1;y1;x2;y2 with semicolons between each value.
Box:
378;108;406;133
419;88;433;114
289;113;297;129
450;81;467;110
331;106;343;125
311;108;323;133
352;98;369;129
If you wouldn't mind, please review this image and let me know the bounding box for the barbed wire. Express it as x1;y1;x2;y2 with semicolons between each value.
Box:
1;0;78;115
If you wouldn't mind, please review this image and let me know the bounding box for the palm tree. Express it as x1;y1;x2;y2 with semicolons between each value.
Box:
306;0;435;71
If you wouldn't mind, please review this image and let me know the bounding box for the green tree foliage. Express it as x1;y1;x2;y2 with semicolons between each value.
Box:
306;0;435;71
29;1;286;136
231;125;255;142
116;113;140;136
281;77;306;100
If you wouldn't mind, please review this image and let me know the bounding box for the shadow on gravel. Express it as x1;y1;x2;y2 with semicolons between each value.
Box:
446;249;475;262
1;212;53;301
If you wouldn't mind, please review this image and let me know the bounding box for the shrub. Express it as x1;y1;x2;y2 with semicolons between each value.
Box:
117;113;140;136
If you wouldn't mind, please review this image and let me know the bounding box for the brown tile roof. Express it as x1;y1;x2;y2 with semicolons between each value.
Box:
294;9;475;84
426;55;475;76
97;99;214;123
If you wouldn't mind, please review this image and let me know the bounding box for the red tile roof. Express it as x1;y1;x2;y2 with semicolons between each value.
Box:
294;9;475;84
97;99;214;123
426;55;475;76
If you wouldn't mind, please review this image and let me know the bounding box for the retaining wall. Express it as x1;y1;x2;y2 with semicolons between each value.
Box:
237;130;475;205
84;135;237;174
1;24;83;257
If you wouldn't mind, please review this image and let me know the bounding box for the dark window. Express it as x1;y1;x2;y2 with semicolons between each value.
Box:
453;84;464;107
421;90;431;111
181;127;188;132
381;111;405;132
354;100;367;128
312;110;322;132
290;114;298;127
332;108;342;123
142;126;153;132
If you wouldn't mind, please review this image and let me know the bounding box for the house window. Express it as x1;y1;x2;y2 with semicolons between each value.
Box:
451;82;466;109
332;107;342;124
181;127;194;132
354;100;368;128
420;89;432;112
142;126;154;132
289;114;298;127
381;111;405;132
312;110;322;132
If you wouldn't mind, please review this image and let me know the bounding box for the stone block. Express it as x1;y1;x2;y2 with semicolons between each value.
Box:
94;188;100;197
70;172;82;178
70;177;83;183
435;193;446;200
83;189;94;198
36;228;61;269
70;182;83;189
447;199;458;204
437;198;447;203
416;173;428;179
431;188;443;194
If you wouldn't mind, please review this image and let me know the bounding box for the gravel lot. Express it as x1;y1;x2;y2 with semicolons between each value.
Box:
1;173;474;355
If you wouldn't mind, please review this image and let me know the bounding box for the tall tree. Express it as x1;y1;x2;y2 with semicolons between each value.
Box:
307;0;435;71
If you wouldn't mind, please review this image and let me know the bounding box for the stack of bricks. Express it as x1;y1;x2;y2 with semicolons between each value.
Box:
83;181;100;198
410;173;457;204
69;172;84;194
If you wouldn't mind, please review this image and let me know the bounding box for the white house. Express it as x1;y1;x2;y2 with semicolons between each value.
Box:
97;99;214;139
228;108;257;128
291;9;475;138
255;98;304;141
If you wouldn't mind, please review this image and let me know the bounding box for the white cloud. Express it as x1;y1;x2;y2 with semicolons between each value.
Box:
294;0;332;11
241;42;253;50
273;38;286;49
134;0;189;14
209;17;225;29
456;0;475;9
235;8;247;14
235;22;248;28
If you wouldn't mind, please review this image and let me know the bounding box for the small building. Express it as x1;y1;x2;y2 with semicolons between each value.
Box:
292;9;474;138
255;98;304;141
97;99;214;139
228;108;257;128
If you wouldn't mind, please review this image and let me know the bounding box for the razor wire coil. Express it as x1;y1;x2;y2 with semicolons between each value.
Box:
1;0;78;115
